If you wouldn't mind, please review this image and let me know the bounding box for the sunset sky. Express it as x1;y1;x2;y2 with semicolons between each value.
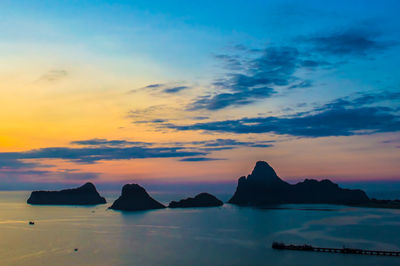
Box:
1;0;400;189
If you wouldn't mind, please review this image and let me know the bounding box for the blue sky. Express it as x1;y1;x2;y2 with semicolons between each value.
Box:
13;2;400;99
0;0;400;188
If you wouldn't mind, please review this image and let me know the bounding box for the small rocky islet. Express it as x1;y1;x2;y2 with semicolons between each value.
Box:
109;184;166;211
168;193;223;208
25;161;400;211
109;185;224;211
27;182;106;205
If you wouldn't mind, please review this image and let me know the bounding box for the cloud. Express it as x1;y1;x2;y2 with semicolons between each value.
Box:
189;43;340;111
129;26;396;113
60;172;99;180
128;105;179;124
0;168;99;181
38;70;68;82
129;84;164;94
0;158;40;170
189;86;276;110
163;86;190;94
183;139;274;149
130;83;190;94
300;59;331;68
150;119;168;123
287;80;313;90
128;105;168;118
192;116;209;120
382;137;400;144
214;54;244;70
165;91;400;137
70;138;150;147
0;137;275;170
0;138;274;183
303;27;397;56
316;91;400;112
144;84;163;89
184;25;398;111
0;157;99;182
179;157;225;162
190;46;303;110
0;146;207;164
0;169;51;176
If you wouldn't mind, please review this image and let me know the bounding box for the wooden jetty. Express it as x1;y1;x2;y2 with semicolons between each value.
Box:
272;242;400;257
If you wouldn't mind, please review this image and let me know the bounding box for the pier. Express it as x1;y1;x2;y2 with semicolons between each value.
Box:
272;242;400;256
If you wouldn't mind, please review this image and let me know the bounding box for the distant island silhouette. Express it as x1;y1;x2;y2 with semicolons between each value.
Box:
25;161;400;210
27;182;106;205
168;193;223;208
229;161;370;206
109;184;166;211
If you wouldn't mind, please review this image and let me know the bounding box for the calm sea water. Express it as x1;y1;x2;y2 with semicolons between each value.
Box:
1;191;400;266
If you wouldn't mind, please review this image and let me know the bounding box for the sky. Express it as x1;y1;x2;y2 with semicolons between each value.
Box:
0;0;400;190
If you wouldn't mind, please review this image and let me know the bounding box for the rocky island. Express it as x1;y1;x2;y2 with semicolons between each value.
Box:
229;161;370;206
168;193;223;208
109;184;166;211
27;182;106;205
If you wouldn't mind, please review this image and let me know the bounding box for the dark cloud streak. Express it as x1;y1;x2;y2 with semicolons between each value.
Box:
303;27;397;56
179;157;225;162
166;92;400;137
0;137;274;167
187;26;397;111
70;138;150;147
163;86;189;94
190;46;301;110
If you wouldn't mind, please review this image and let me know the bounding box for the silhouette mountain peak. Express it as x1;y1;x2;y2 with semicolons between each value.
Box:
229;160;369;205
247;161;285;185
80;182;96;191
110;183;165;211
121;184;146;195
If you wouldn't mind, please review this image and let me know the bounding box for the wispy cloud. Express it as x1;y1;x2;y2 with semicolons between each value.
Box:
165;91;400;137
0;169;100;181
59;171;100;180
180;139;274;149
0;146;206;164
189;46;301;110
185;25;397;111
127;105;182;124
70;138;150;147
302;27;397;56
37;70;68;82
0;158;41;170
0;138;273;168
130;83;191;95
163;86;190;94
144;83;163;89
179;157;226;162
0;157;99;182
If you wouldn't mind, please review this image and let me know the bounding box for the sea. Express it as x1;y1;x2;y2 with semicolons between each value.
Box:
1;189;400;266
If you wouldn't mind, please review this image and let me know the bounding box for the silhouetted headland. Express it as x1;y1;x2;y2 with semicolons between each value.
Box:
27;182;106;205
168;193;223;208
109;184;166;211
229;161;370;206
